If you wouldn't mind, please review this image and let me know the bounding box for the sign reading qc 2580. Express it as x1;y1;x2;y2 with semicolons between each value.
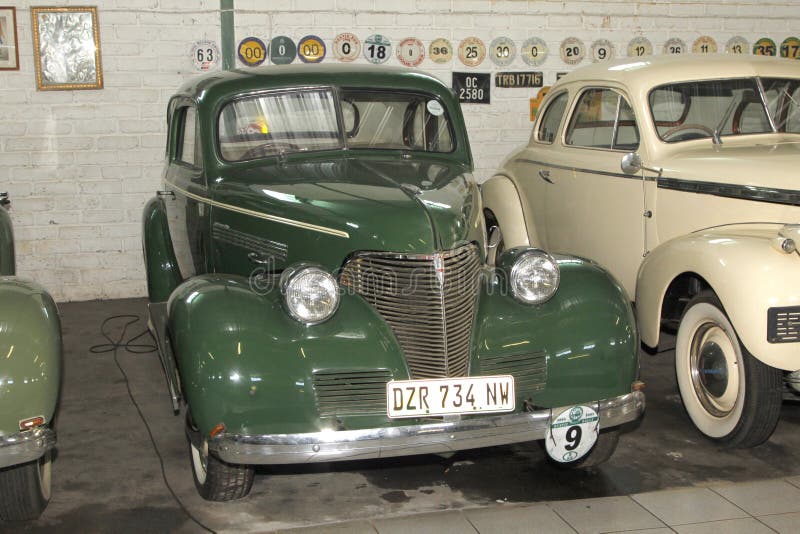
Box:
453;72;490;104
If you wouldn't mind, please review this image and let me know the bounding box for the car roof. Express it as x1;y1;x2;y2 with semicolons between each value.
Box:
174;64;454;107
555;54;800;91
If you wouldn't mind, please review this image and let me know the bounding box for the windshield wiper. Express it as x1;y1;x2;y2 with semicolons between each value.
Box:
713;97;742;145
756;77;778;133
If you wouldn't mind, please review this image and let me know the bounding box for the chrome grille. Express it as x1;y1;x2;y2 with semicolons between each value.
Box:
481;351;547;392
340;244;481;379
313;370;392;417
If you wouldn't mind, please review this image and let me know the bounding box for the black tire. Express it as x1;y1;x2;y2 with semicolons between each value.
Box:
186;414;254;502
547;428;619;469
574;428;620;468
675;291;782;448
0;452;52;521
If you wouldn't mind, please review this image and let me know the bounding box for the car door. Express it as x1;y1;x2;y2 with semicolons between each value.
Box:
543;86;649;296
163;101;211;279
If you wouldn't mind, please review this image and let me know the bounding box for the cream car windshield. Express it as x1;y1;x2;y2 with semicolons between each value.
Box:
649;77;800;143
218;88;344;162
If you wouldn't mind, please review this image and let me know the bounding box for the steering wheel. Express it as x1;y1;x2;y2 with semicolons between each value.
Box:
662;123;714;141
240;141;301;160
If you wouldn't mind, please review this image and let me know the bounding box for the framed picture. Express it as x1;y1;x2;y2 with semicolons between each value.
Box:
31;6;103;90
0;6;19;70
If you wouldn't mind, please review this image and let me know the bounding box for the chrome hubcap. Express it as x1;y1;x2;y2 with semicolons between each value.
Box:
690;323;739;417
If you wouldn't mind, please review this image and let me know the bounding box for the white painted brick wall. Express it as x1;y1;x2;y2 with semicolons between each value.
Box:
2;0;798;301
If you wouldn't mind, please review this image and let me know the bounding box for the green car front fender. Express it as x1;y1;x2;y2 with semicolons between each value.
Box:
0;278;61;435
168;275;408;437
473;255;639;408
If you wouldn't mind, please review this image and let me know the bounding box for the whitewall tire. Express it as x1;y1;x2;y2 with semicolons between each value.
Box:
675;291;782;448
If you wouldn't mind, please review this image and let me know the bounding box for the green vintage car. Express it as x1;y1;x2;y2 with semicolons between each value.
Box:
0;193;61;520
143;64;645;501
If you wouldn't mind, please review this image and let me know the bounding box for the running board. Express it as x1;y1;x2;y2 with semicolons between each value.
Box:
148;301;181;414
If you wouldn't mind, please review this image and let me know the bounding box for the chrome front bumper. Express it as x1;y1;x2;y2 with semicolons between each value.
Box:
0;427;56;469
209;391;645;465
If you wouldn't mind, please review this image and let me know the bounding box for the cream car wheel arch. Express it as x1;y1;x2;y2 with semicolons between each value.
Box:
481;174;533;249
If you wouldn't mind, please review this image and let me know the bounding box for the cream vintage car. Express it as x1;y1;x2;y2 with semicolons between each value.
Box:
485;54;800;448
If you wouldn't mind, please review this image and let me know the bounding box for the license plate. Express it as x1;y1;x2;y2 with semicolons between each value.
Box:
386;375;515;418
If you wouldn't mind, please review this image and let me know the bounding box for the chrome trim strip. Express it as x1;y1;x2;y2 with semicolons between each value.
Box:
166;181;350;239
0;427;56;469
520;158;800;207
657;177;800;207
518;158;656;182
209;391;644;465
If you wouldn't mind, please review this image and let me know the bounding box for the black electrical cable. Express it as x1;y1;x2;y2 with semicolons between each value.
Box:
90;315;216;534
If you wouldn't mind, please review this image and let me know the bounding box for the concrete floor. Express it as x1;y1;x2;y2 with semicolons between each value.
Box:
3;297;800;533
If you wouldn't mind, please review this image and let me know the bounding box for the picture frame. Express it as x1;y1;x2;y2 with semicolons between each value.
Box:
31;6;103;90
0;6;19;70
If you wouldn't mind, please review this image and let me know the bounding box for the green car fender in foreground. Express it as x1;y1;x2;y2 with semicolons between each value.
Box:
168;254;638;439
0;279;61;435
168;274;407;436
473;251;638;409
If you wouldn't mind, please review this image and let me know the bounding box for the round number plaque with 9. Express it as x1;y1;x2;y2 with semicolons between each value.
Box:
545;405;599;463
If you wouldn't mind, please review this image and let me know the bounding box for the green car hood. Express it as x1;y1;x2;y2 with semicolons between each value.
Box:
212;155;483;259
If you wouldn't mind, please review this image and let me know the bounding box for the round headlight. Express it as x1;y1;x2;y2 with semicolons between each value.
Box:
510;250;560;304
281;266;340;324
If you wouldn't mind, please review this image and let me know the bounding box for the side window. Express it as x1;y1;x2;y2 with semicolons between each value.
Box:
536;92;568;143
177;107;200;167
566;88;640;151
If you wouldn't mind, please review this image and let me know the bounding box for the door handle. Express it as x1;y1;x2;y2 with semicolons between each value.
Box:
157;190;175;198
538;170;554;184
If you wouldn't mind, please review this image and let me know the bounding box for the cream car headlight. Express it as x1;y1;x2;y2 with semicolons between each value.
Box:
281;265;340;324
509;249;560;305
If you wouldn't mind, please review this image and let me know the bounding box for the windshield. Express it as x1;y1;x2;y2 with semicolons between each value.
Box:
649;77;800;143
218;88;454;162
218;88;343;161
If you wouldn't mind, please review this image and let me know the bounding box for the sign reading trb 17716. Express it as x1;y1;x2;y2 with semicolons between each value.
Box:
495;71;543;89
453;72;490;104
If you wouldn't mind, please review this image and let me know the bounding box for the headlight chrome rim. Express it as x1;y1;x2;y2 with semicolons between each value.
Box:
280;265;340;325
509;249;560;305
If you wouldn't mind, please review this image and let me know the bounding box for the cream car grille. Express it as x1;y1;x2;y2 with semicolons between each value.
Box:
768;306;800;343
313;369;393;417
340;243;482;379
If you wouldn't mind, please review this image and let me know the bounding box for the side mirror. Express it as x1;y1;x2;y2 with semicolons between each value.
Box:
0;192;9;210
620;152;642;174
